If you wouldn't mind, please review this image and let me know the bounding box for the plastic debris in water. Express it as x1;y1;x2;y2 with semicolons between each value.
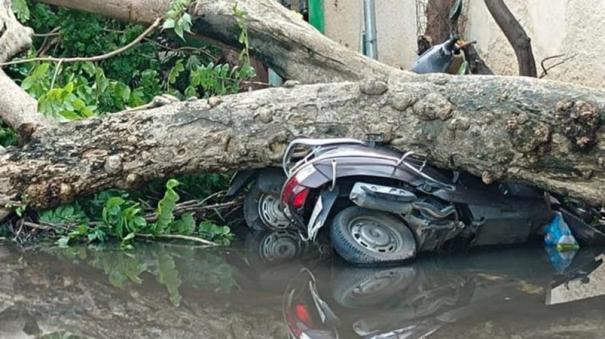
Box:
545;211;580;252
545;245;577;273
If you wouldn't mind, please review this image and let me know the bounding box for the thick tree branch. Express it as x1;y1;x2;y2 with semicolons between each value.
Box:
0;0;52;139
0;75;604;209
484;0;537;77
38;0;169;24
0;0;32;61
0;70;47;139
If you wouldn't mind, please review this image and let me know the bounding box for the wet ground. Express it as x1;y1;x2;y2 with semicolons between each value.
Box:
1;229;605;339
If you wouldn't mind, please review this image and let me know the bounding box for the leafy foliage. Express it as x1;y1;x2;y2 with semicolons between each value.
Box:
11;0;29;21
39;203;88;225
163;0;194;40
6;1;248;248
0;120;17;147
9;1;255;121
154;179;181;234
46;179;234;248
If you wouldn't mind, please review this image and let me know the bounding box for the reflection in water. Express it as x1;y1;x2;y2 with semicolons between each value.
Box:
1;229;605;338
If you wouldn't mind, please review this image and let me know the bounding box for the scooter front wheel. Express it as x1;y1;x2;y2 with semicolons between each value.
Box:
330;207;417;265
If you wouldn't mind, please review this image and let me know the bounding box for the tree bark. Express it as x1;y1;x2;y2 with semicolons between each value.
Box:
1;0;599;211
0;0;52;139
0;71;48;139
484;0;537;77
39;0;169;24
425;0;453;44
1;75;604;209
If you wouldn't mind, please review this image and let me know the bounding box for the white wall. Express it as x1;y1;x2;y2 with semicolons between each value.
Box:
465;0;605;89
323;0;419;70
323;0;605;90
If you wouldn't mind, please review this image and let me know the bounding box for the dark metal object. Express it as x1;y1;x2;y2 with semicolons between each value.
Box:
411;36;460;74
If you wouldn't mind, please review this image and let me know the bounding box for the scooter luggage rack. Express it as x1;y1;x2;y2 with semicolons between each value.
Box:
283;138;366;175
396;151;455;190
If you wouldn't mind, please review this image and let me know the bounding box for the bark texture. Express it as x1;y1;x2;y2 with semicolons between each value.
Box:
0;0;50;138
0;70;46;139
192;0;403;83
1;75;604;208
484;0;537;77
39;0;169;24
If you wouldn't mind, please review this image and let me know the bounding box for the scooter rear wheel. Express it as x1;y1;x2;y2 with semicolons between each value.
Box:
244;171;292;230
330;206;416;265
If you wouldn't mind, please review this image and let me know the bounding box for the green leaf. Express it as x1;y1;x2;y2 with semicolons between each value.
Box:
168;60;185;86
163;18;176;29
174;24;185;40
123;232;136;242
153;179;181;233
11;0;30;22
56;237;70;248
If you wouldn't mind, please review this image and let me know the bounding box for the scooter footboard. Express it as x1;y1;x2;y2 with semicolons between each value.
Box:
468;199;552;246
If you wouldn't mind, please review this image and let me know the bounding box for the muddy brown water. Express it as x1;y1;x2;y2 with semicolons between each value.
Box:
1;228;605;339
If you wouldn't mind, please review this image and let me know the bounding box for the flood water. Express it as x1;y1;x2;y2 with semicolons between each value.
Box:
1;229;605;339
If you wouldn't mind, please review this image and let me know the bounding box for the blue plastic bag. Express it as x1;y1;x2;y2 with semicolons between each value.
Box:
544;245;576;273
544;211;580;252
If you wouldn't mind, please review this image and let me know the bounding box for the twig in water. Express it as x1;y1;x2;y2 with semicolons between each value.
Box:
135;233;217;246
13;219;24;242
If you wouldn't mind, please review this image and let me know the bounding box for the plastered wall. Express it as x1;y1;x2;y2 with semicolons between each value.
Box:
323;0;605;89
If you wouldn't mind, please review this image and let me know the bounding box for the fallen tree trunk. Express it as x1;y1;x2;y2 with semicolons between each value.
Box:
0;0;598;211
1;75;604;209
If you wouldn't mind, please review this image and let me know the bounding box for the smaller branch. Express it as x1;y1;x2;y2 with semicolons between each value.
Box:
539;53;577;79
135;233;217;246
32;27;61;38
0;18;162;67
13;219;25;242
22;221;52;231
484;0;537;77
143;199;237;222
50;59;63;89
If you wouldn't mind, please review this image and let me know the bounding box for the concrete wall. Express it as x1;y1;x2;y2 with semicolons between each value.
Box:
323;0;419;70
466;0;605;89
322;0;605;90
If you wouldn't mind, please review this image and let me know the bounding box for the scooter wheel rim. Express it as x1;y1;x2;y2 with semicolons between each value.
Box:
349;216;404;254
258;193;291;229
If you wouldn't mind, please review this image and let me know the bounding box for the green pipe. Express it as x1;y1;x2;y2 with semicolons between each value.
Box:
308;0;325;34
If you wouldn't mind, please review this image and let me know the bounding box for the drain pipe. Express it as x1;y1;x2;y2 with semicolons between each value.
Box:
362;0;378;59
